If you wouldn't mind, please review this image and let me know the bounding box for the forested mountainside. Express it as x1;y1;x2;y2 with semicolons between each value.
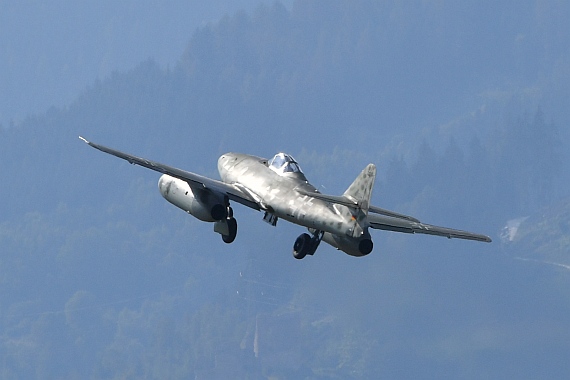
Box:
0;0;292;126
1;1;570;378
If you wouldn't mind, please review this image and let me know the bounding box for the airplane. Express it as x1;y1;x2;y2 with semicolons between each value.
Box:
80;136;491;259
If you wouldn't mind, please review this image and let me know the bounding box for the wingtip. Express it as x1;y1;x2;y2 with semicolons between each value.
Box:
78;136;88;143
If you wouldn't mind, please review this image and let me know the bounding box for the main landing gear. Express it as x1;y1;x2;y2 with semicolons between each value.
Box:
292;230;323;260
222;217;237;243
215;207;237;244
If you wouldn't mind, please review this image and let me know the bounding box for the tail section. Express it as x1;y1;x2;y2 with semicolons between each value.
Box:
343;163;376;213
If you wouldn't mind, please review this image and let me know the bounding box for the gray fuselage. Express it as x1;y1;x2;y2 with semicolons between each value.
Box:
218;153;361;238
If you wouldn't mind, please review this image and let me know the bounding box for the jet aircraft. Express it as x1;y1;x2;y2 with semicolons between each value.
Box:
80;137;491;259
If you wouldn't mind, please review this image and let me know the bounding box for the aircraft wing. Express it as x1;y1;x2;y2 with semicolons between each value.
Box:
368;213;492;242
79;136;261;210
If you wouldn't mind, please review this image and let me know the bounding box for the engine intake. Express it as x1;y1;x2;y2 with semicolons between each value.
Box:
158;175;226;221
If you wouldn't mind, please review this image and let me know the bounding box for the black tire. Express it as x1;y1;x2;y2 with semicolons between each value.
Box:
293;233;312;259
222;217;238;244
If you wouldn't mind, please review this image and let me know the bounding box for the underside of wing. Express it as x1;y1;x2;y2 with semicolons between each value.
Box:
368;213;492;242
79;136;260;210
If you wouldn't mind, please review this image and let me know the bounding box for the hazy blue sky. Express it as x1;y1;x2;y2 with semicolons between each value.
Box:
1;1;570;378
0;0;293;125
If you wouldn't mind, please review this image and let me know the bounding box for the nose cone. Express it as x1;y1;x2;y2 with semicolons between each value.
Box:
218;153;238;181
217;154;230;170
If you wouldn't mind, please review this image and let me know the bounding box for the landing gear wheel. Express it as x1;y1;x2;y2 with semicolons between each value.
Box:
222;217;237;244
293;233;312;259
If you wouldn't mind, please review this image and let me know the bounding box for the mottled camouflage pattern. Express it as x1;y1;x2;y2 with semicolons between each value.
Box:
80;136;492;258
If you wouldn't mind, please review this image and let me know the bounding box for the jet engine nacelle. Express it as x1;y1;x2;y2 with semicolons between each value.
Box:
158;174;227;222
321;231;374;257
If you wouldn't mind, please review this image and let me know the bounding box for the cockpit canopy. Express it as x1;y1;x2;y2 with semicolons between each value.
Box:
268;153;303;175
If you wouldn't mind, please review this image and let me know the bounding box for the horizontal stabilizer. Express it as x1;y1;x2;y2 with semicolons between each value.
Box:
368;205;420;223
294;189;358;208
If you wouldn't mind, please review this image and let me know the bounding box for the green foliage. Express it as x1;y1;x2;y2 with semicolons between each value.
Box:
1;1;570;379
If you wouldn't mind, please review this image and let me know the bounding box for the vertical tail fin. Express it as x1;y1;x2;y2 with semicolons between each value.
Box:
343;164;376;213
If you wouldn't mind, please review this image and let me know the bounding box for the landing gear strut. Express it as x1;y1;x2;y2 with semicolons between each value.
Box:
292;230;323;259
222;217;237;243
214;206;237;244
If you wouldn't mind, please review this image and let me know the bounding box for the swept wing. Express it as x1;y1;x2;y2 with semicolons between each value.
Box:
294;187;481;238
368;213;492;242
79;137;260;210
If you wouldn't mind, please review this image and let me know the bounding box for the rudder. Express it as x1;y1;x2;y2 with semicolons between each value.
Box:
343;163;376;213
